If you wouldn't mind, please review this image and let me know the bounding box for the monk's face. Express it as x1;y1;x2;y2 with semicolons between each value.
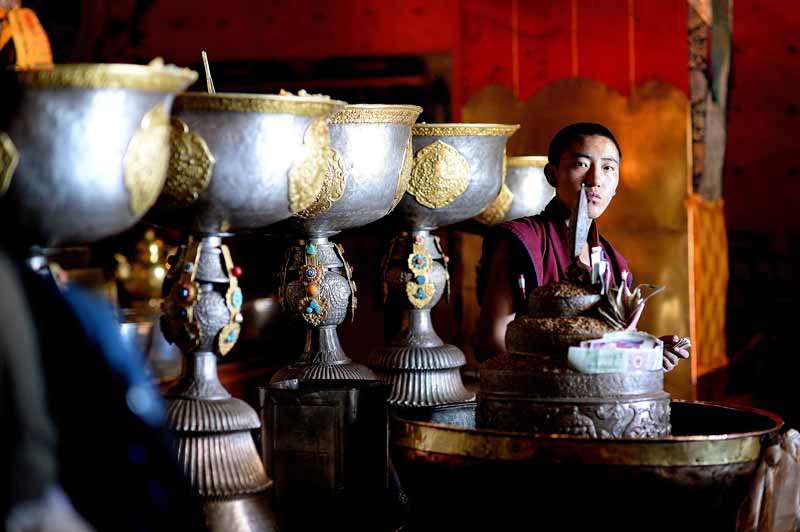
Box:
546;135;620;219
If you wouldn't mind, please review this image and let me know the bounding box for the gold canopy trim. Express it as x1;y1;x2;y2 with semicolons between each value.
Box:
174;92;346;116
330;104;422;125
14;63;198;92
413;123;520;137
507;155;548;168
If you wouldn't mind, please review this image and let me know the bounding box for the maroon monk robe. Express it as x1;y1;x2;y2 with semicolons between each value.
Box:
478;198;632;315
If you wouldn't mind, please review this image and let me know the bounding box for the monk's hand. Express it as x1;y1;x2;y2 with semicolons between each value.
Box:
660;335;691;372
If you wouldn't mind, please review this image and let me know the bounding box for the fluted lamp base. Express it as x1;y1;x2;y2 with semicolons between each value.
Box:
370;343;475;407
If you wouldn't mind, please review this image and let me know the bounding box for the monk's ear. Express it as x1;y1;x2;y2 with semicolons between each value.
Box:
544;163;558;188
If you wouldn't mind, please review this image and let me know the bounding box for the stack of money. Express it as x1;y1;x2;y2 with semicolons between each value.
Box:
567;331;663;373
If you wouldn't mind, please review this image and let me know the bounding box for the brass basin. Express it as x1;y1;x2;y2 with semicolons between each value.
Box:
391;400;782;531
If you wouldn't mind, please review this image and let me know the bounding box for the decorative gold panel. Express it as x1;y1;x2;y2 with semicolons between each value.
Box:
463;78;694;399
0;132;19;196
124;103;170;216
408;140;471;209
160;117;215;208
289;118;330;214
295;147;346;218
391;137;413;211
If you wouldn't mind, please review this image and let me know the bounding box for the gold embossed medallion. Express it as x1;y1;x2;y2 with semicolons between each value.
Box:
390;136;413;210
289;117;330;214
408;140;471;209
295;147;346;218
476;151;512;225
476;184;514;225
160;117;215;208
0;132;19;196
124;103;171;216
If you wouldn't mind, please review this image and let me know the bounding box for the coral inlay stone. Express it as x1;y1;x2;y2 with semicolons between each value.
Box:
232;265;243;278
307;284;319;296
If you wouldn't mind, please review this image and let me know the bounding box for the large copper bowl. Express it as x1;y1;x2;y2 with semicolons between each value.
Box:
391;401;782;531
0;63;197;247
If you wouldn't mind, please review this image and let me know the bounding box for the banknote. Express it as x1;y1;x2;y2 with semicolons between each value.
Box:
581;330;661;350
567;346;663;373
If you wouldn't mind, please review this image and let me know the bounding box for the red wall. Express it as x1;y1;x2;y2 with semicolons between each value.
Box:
723;0;800;231
134;0;688;115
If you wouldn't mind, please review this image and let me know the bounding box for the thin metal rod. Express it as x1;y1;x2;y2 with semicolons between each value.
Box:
202;50;215;94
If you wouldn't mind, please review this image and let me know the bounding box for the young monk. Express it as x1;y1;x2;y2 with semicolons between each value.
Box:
474;122;689;371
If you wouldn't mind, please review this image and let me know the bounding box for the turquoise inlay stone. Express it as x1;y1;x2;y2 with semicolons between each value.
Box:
313;306;321;314
306;306;314;314
305;268;316;278
415;275;426;285
231;288;243;309
183;263;193;273
178;308;188;318
226;329;238;343
415;288;425;299
306;243;316;255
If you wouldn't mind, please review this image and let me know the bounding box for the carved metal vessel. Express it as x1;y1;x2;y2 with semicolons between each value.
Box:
476;155;554;225
270;104;422;382
151;91;346;531
391;401;784;531
0;63;197;247
369;123;519;407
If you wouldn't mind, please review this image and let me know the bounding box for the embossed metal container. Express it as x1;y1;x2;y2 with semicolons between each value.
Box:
392;123;520;230
370;123;519;407
148;92;347;235
476;155;554;225
392;401;783;531
278;104;422;236
0;63;197;247
270;105;421;382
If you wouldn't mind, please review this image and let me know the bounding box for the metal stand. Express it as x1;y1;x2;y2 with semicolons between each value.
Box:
161;236;276;531
369;231;474;406
272;237;374;382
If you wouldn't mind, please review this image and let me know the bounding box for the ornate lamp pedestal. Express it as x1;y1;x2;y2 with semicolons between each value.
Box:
269;104;422;383
370;230;472;406
368;123;519;407
161;237;275;529
149;90;347;531
272;237;373;381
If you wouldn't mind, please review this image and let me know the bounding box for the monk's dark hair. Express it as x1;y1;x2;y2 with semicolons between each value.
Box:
547;122;622;166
